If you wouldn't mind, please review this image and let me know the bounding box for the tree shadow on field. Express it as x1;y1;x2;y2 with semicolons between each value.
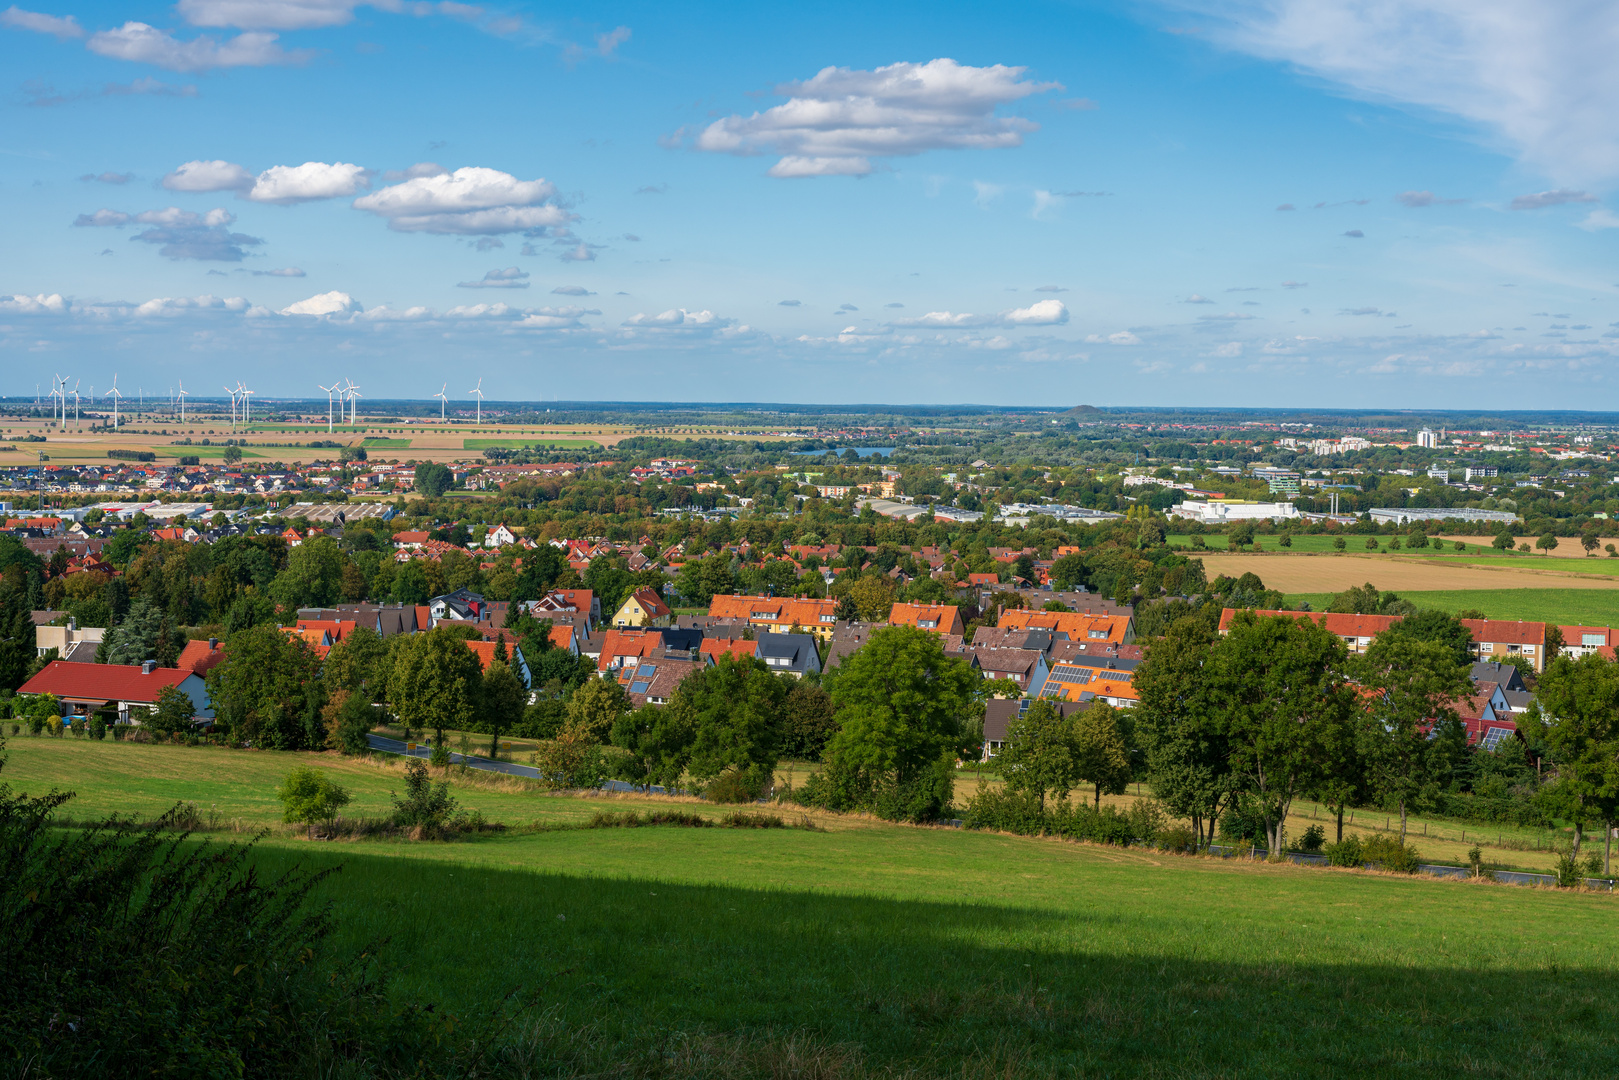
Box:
262;847;1618;1079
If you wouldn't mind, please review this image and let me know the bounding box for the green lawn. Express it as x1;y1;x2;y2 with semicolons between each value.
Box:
161;445;262;459
1284;588;1619;624
11;737;1619;1076
462;437;600;450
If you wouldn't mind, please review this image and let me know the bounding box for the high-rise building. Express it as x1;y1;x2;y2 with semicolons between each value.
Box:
1416;429;1439;448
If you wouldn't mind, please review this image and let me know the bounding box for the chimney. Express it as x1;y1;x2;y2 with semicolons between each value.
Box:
68;616;77;632
209;637;218;650
141;660;157;674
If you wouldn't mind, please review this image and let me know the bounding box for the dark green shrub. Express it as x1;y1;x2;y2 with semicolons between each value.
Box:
1554;850;1584;888
1361;834;1421;873
704;765;764;804
390;759;462;835
1294;824;1326;853
1157;825;1197;852
1217;798;1269;847
1323;835;1363;867
89;717;106;740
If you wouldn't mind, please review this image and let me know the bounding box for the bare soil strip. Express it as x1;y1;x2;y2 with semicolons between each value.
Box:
1198;553;1619;593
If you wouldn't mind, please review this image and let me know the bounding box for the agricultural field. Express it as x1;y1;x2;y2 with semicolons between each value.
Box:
6;736;1616;1076
360;437;413;448
461;438;602;450
1284;588;1619;626
1196;552;1619;594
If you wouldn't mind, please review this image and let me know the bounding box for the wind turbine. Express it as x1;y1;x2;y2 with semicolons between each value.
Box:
104;374;123;429
318;381;338;433
434;382;448;422
239;383;253;428
223;384;240;432
50;374;67;430
345;381;362;425
177;379;188;424
71;381;81;429
468;378;484;425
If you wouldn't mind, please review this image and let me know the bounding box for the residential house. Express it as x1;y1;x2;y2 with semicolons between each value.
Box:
176;638;228;679
1559;625;1616;659
597;628;667;673
753;632;822;678
430;588;486;622
35;616;104;661
484;523;518;548
529;588;601;631
966;646;1048;695
982;698;1088;760
458;639;532;688
699;638;758;663
1037;655;1140;708
706;594;840;638
393;530;430;550
613;586;672;628
1215;610;1550;673
620;655;707;706
888;602;964;636
18;660;213;725
998;609;1135;646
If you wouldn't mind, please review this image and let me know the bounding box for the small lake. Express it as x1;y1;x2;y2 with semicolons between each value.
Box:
790;447;896;458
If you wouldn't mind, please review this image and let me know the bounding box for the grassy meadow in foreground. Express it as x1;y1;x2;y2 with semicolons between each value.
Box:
8;737;1619;1075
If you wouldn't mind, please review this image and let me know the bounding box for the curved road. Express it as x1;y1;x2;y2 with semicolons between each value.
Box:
364;733;675;794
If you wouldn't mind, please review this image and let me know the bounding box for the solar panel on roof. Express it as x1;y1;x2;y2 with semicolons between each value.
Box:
636;663;657;677
629;680;651;694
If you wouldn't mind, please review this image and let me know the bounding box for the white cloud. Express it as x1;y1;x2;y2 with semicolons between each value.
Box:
2;6;83;38
558;243;597;262
1002;299;1069;325
248;161;370;203
134;294;249;316
517;305;596;329
353;166;572;235
1188;1;1619;186
972;180;1005;207
690;58;1059;177
74;206;260;261
177;0;363;29
1086;331;1140;345
354;304;431;321
895;298;1068;328
1210;341;1243;357
381;162;449;183
251;266;305;276
552;285;594;296
87;22;308;72
458;267;530;289
281;290;361;316
163;160;255;192
1185;294;1214;304
623;308;732;329
0;292;69;314
1509;188;1597;210
595;25;630;56
1577;208;1619;231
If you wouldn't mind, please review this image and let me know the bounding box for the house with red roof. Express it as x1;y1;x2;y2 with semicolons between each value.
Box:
18;660;212;725
176;638;228;678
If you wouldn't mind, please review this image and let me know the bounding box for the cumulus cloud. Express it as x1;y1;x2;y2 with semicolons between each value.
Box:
558;243;598;262
1;6;82;38
1396;189;1465;207
1510;188;1598;210
688;58;1059;177
458;266;530;289
552;285;594;296
1184;294;1214;304
1210;341;1243;357
353;166;573;235
381;162;448;183
134;294;249;316
623;308;733;330
896;298;1067;328
281;290;361;316
87;22;308;72
72;206;261;261
1083;330;1140;345
248;161;369;203
0;292;70;314
1192;1;1619;186
163;160;255;192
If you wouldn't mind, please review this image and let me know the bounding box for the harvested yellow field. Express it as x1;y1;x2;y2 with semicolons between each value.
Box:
1199;552;1619;593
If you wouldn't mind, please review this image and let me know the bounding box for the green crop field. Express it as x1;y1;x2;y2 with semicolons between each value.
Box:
6;737;1619;1076
160;445;262;459
1284;588;1619;625
361;437;412;447
462;438;601;450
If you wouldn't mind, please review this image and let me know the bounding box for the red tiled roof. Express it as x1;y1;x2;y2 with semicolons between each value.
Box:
176;639;227;677
699;638;757;661
19;660;195;704
1216;609;1401;638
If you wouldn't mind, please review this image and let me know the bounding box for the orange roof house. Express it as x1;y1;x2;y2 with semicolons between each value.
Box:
887;602;964;637
176;638;228;678
706;595;839;637
1217;609;1548;671
699;638;758;662
997;609;1134;646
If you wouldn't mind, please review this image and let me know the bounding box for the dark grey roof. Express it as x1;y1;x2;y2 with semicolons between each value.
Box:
983;698;1088;745
755;632;821;675
656;628;704;653
1471;660;1526;692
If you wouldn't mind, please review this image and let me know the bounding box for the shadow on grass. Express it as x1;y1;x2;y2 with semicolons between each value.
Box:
248;843;1616;1079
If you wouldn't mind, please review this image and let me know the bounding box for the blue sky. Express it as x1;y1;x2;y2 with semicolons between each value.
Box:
3;0;1617;408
